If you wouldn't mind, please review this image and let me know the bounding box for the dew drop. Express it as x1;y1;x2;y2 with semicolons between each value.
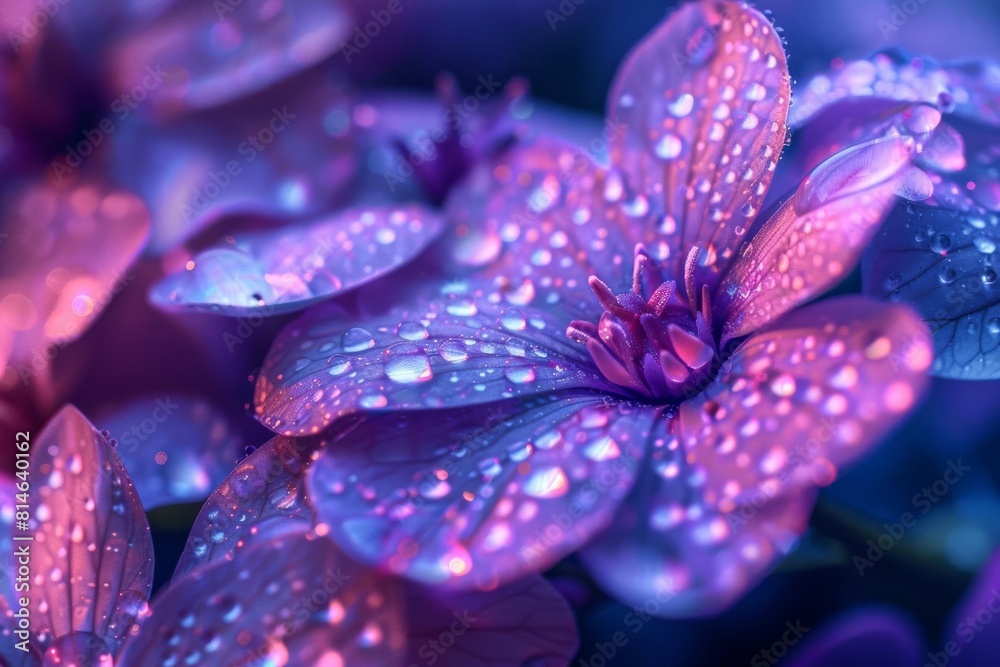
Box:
930;233;952;254
939;267;957;284
668;93;695;117
342;327;375;352
654;134;683;159
385;354;433;384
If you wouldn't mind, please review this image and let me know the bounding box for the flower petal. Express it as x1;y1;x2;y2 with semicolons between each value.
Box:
403;575;578;666
109;75;355;254
0;179;149;373
608;0;789;288
95;395;245;510
173;434;327;577
150;204;445;316
119;530;407;667
106;0;350;113
307;395;655;590
682;297;931;507
28;406;153;655
255;278;608;436
946;549;1000;667
444;136;634;295
791;52;1000;130
863;204;1000;379
720;136;917;340
580;425;814;616
786;607;923;667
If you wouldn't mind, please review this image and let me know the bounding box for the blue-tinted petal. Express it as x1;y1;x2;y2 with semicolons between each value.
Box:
404;575;578;666
863;204;1000;378
946;549;1000;667
685;297;930;507
255;278;608;436
581;423;814;616
103;0;350;113
120;531;407;667
720;135;919;339
95;395;245;510
608;0;790;290
28;406;153;655
150;204;444;316
110;74;355;254
786;606;922;667
173;434;328;576
307;395;655;590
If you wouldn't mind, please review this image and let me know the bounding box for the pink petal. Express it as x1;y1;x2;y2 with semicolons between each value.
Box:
403;575;578;666
307;396;656;590
173;434;327;576
720;136;917;340
109;72;355;254
0;180;149;373
150;204;445;316
28;406;153;655
94;395;245;510
445;136;634;296
682;297;931;508
581;433;814;615
119;530;407;667
255;278;609;436
106;0;350;113
608;0;790;289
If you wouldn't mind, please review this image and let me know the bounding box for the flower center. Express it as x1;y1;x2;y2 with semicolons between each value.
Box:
568;247;719;402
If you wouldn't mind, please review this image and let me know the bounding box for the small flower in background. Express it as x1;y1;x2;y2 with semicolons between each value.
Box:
790;52;1000;379
0;0;362;450
0;406;578;666
254;0;933;615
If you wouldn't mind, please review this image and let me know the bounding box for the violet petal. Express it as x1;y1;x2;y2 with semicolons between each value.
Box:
307;396;656;590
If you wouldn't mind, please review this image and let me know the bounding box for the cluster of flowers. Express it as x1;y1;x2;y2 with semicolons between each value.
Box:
2;0;999;664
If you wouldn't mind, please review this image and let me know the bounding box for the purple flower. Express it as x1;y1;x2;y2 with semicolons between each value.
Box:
791;52;1000;379
254;0;934;615
0;406;578;666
